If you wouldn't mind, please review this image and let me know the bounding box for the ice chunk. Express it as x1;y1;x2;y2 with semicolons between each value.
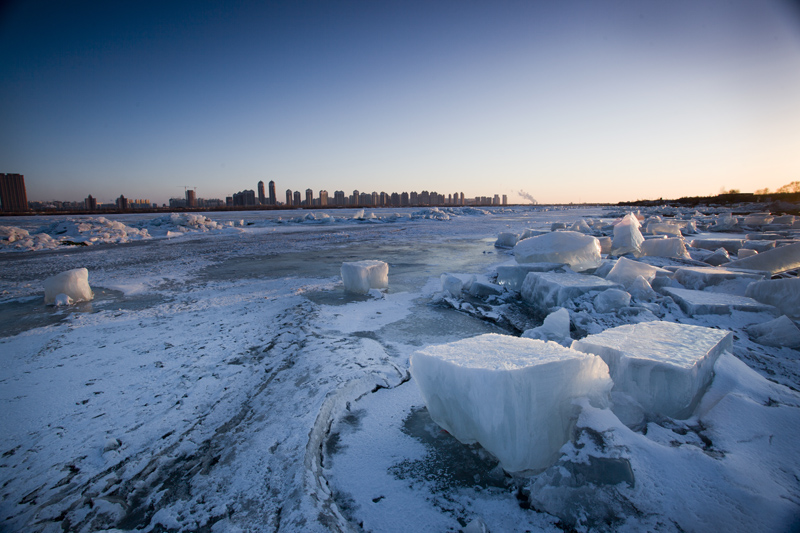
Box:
572;322;733;419
521;272;621;310
410;334;611;472
496;263;565;291
637;237;691;259
742;240;776;253
597;236;612;254
742;213;774;226
54;293;73;307
521;307;571;345
689;238;744;254
593;288;631;313
672;266;764;291
605;257;659;289
662;287;777;315
495;232;519;248
43;268;94;305
440;274;463;297
772;214;796;225
551;222;567;231
710;214;738;231
737;248;758;259
704;247;730;266
745;315;800;348
469;281;503;298
520;228;547;240
569;219;592;233
745;278;800;318
646;222;682;237
724;241;800;275
611;213;644;256
513;231;601;272
628;275;658;301
340;260;388;294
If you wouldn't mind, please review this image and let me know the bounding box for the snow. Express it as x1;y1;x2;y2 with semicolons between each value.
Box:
42;267;94;304
513;231;602;272
521;271;621;310
745;278;800;318
2;204;799;532
571;322;733;419
340;260;389;294
410;334;612;472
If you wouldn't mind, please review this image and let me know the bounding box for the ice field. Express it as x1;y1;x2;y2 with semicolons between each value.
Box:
1;205;799;532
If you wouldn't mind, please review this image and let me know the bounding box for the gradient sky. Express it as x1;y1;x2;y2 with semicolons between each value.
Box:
2;0;799;205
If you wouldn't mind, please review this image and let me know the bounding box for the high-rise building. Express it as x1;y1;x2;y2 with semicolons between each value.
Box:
0;173;28;212
293;190;301;206
117;195;128;210
305;188;313;206
233;189;256;206
286;189;293;206
258;181;266;205
502;194;507;205
268;180;276;205
85;194;97;210
319;190;328;206
186;189;197;207
333;190;345;205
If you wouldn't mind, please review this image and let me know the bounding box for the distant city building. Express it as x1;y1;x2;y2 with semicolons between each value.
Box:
286;189;293;206
333;190;345;206
350;190;359;206
502;194;507;205
226;196;233;207
233;189;256;206
85;194;97;210
305;188;313;206
169;197;187;208
0;173;28;212
319;190;328;206
258;181;266;205
268;180;276;205
117;195;128;210
293;190;301;206
186;189;197;207
401;192;409;206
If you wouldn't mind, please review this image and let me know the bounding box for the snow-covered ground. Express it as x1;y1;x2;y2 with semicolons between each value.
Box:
1;205;798;532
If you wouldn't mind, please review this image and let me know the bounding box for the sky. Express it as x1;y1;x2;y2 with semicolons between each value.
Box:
1;0;799;205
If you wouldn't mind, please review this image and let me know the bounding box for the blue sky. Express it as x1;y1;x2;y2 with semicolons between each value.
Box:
2;0;799;205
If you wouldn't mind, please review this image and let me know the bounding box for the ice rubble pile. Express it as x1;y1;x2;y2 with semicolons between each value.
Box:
43;268;94;305
1;218;151;251
421;205;800;472
410;334;612;472
341;260;389;294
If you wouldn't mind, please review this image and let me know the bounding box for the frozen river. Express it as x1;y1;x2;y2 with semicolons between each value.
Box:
1;205;798;532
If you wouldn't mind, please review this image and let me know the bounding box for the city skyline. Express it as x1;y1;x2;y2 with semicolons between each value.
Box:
2;1;799;205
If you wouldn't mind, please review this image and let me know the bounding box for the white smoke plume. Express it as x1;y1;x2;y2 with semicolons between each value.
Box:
517;190;538;204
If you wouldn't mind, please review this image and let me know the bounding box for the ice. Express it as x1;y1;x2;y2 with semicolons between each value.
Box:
628;275;658;301
494;232;518;248
571;322;733;419
593;288;631;313
468;280;503;298
410;334;611;472
521;307;571;345
513;231;601;272
605;257;659;289
43;268;94;305
742;213;774;226
521;272;621;310
742;240;776;253
662;287;777;315
53;293;72;306
637;237;691;259
724;241;800;275
569;219;592;233
745;315;800;348
672;266;764;290
440;274;463;297
704;247;730;266
597;236;612;254
495;263;564;291
646;222;682;237
745;278;800;318
340;260;389;294
611;213;644;256
710;213;738;231
737;248;758;259
689;238;744;254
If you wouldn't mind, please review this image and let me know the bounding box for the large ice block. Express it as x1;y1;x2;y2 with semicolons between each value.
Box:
662;287;776;315
43;268;94;305
605;257;659;289
496;263;564;291
571;322;733;419
495;232;519;248
646;222;682;237
689;238;744;254
410;334;611;472
521;272;621;310
742;213;774;226
522;307;571;345
340;260;389;294
611;213;644;256
637;237;691;259
745;315;800;348
593;288;631;313
745;278;800;318
513;231;601;272
672;266;764;290
724;241;800;275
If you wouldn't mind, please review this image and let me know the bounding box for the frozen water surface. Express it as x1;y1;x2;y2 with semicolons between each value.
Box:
1;206;799;532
